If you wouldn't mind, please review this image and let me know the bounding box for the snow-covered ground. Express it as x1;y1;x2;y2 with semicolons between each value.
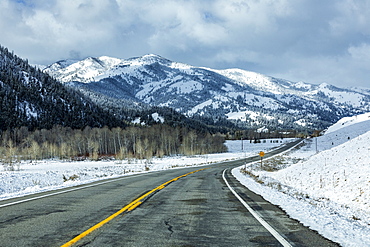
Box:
0;138;292;201
233;112;370;247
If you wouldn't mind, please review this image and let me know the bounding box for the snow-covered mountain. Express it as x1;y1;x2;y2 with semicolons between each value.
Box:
44;54;370;131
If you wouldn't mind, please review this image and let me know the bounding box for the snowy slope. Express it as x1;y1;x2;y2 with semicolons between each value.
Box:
325;112;370;134
271;131;370;214
233;113;370;246
314;112;370;152
207;68;286;94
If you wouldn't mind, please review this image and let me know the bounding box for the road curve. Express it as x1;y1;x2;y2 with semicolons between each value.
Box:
0;139;339;246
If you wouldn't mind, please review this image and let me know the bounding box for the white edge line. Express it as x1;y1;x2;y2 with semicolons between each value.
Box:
222;169;293;247
0;173;146;208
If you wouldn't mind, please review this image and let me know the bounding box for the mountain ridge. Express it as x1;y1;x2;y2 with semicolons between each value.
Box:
44;54;370;131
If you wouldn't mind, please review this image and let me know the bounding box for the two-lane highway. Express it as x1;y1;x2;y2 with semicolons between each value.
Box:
0;140;339;246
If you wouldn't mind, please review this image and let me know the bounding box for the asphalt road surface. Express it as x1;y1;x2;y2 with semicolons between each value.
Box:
0;139;340;246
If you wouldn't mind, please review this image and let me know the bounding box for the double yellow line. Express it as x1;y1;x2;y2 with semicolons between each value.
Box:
61;168;208;247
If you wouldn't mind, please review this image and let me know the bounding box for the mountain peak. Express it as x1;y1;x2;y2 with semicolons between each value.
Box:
143;54;162;59
128;54;172;66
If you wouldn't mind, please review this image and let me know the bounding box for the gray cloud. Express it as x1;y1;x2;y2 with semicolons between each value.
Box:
1;0;370;88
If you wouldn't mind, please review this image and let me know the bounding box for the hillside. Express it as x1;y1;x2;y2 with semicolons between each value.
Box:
44;54;370;132
234;112;370;246
0;45;123;130
270;114;370;214
324;112;370;134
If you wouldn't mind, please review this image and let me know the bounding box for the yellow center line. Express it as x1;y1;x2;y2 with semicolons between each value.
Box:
60;168;208;247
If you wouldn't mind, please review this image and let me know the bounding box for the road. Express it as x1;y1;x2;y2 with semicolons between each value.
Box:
0;139;339;246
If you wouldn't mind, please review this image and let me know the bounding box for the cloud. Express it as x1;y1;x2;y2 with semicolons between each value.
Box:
0;0;370;88
0;0;125;62
348;43;370;64
330;0;370;37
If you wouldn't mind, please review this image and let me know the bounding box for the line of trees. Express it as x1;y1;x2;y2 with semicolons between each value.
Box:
0;125;226;169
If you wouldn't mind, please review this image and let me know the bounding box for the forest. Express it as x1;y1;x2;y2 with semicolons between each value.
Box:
0;125;227;170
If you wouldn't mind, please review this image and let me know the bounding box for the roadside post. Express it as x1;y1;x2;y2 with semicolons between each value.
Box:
259;151;265;169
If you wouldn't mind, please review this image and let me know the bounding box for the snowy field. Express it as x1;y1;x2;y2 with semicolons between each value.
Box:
0;137;293;201
233;112;370;247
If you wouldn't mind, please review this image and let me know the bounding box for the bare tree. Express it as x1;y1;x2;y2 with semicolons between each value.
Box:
30;140;40;162
3;140;17;171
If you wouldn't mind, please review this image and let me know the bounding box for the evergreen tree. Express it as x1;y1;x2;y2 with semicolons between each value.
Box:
0;44;125;131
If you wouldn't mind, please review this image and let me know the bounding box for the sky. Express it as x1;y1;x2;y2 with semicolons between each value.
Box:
1;0;370;88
